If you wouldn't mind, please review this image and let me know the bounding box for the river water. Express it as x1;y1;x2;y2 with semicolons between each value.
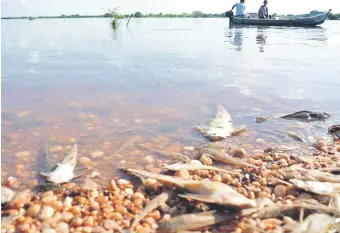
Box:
2;18;340;188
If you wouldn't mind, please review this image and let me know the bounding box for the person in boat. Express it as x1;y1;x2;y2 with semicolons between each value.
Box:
231;0;247;17
258;0;269;19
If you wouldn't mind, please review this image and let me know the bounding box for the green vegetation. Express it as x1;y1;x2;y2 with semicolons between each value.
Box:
1;10;339;20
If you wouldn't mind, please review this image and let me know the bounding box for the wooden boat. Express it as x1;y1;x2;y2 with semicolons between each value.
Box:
226;10;331;27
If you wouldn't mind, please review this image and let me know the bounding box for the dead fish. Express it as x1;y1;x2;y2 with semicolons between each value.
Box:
277;167;340;183
164;161;241;175
198;147;255;169
281;111;332;122
291;213;336;233
328;125;340;139
130;192;173;232
286;131;306;142
40;144;79;184
196;104;246;141
123;168;255;208
112;135;141;158
289;179;340;195
1;186;15;204
157;211;230;233
241;202;340;219
140;145;191;163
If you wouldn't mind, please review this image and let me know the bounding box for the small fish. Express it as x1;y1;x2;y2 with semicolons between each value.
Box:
291;213;336;233
277;167;340;183
198;147;255;168
140;145;191;163
112;136;141;158
164;161;241;175
130;191;173;233
123;168;255;208
286;131;305;142
1;186;15;204
40;144;79;184
196;104;246;141
157;211;230;233
289;179;340;195
281;111;332;122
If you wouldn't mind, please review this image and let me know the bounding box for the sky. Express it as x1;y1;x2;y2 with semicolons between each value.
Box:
1;0;339;17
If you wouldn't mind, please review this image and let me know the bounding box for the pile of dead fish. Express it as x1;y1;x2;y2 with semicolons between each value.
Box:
1;104;340;233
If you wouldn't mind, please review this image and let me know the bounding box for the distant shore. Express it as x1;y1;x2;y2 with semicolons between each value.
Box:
2;11;340;20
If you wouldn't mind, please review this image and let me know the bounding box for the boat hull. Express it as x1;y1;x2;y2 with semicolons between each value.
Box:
230;10;331;27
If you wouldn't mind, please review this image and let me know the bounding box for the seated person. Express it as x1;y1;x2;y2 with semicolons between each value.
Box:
231;0;246;17
258;0;269;19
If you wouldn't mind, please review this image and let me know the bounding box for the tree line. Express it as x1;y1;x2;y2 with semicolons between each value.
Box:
2;10;339;20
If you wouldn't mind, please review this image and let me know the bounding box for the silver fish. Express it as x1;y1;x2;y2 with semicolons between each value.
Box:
40;144;79;184
196;104;246;141
289;179;340;196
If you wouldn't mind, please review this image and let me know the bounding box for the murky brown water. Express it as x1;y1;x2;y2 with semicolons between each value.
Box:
2;18;340;190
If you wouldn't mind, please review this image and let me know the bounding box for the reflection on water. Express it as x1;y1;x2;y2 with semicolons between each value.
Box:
2;18;340;189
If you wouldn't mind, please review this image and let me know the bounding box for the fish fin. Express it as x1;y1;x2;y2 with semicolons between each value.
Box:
178;193;216;204
216;104;232;120
60;144;78;165
232;125;247;135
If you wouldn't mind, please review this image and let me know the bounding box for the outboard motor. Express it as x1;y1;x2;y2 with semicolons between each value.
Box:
225;11;234;25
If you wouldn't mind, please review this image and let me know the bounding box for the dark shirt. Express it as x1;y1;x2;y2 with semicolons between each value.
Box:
258;5;268;19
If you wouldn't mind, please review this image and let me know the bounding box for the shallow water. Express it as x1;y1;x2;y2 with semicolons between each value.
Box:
2;18;340;189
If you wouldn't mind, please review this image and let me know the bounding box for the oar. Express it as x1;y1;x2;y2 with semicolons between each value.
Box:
126;13;133;27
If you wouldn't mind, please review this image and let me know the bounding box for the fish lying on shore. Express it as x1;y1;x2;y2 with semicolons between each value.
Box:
256;111;332;123
164;160;241;175
276;167;340;183
291;213;336;233
196;104;246;141
40;144;84;184
281;111;332;121
289;179;340;196
157;210;230;233
123;168;256;208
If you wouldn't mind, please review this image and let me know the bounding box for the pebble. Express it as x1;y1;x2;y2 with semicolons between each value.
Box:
79;157;94;166
90;150;104;158
103;219;120;230
63;197;73;209
42;228;57;233
107;180;118;191
212;175;222;182
83;216;94;227
42;195;57;204
117;179;130;186
143;155;154;164
38;206;55;221
71;217;83;227
26;203;41;217
61;212;74;223
299;192;313;200
232;148;247;158
125;188;134;196
274;185;286;197
92;226;106;233
56;222;70;233
50;145;63;153
174;170;189;179
132;192;145;200
15;151;31;157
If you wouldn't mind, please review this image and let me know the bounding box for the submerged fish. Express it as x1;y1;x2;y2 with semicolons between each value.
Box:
1;186;15;204
40;144;81;184
157;210;230;233
281;111;332;122
124;168;255;208
196;104;246;141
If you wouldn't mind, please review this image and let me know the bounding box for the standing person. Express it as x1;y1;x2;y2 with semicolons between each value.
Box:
258;0;269;19
231;0;246;17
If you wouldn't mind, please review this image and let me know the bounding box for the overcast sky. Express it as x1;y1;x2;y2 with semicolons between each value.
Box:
1;0;339;17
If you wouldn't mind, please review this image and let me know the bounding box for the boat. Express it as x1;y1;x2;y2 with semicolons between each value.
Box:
225;9;331;27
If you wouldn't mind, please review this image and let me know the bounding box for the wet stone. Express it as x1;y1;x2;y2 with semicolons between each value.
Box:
50;146;63;153
91;150;104;158
38;206;55;221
